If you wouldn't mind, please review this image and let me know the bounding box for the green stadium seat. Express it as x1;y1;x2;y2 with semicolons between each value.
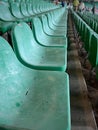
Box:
0;36;70;130
11;22;67;71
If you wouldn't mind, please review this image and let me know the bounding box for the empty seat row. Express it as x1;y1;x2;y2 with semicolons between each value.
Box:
72;9;98;79
0;0;68;71
10;6;68;71
77;11;98;34
85;11;98;23
0;0;62;33
12;21;67;71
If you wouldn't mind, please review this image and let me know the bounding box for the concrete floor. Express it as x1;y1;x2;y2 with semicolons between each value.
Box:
67;12;97;130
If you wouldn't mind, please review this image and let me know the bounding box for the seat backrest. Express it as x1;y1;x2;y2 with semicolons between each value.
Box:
88;33;98;67
0;36;24;75
11;22;42;64
20;1;30;16
40;15;49;32
32;17;45;41
10;2;24;19
26;1;35;15
0;2;16;21
84;27;93;52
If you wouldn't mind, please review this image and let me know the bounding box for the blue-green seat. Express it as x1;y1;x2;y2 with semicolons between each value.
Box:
11;22;67;71
74;12;93;53
32;17;67;48
0;36;70;130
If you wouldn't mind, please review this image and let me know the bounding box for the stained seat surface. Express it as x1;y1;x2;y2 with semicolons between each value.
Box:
0;36;70;130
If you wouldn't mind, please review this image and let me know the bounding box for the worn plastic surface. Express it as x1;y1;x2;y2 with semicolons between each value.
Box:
0;36;70;130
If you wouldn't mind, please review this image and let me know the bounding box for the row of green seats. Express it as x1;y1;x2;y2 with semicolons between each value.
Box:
0;0;61;34
84;11;98;23
73;10;98;79
33;15;67;47
11;7;68;71
77;11;98;34
11;21;67;71
34;7;68;39
40;14;66;37
0;0;68;70
0;2;70;130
